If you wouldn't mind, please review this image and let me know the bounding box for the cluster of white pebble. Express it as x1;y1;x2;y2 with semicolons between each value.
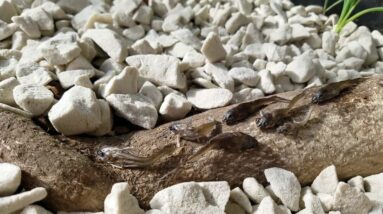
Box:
1;0;383;136
1;162;382;214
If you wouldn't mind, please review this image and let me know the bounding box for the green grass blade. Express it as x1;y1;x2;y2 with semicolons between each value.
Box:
347;7;383;23
324;0;329;12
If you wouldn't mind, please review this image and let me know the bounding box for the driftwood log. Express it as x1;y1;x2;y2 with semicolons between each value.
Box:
1;77;383;212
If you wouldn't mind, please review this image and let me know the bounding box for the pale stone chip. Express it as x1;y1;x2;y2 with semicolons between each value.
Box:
57;0;90;13
12;16;41;39
201;32;227;63
311;165;339;194
48;86;102;136
58;69;95;89
243;177;270;204
13;85;54;116
106;94;158;129
333;182;372;214
123;25;145;41
126;55;186;89
38;32;81;65
0;0;17;23
16;62;53;85
171;28;202;50
159;93;192;121
0;163;21;196
0;187;47;214
83;29;128;63
364;173;383;193
20;205;53;214
225;13;249;34
205;63;234;91
104;182;144;214
264;167;301;211
0;21;18;40
186;88;233;109
139;81;163;110
0;77;19;105
230;187;252;213
257;69;276;94
229;67;260;87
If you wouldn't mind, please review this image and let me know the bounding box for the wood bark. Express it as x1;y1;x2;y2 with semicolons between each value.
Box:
1;77;383;212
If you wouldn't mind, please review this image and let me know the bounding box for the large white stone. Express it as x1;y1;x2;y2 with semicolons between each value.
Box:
302;190;325;214
182;51;206;68
197;181;230;211
83;29;128;62
57;0;89;13
0;57;17;79
230;187;252;213
88;99;113;137
0;77;19;105
0;187;47;214
150;181;228;214
48;86;102;136
225;13;249;34
139;81;163;110
243;177;270;204
0;163;21;196
0;0;17;23
232;88;264;104
23;7;54;34
58;69;95;89
316;193;333;212
20;205;53;214
38;32;81;65
255;196;287;214
201;32;227;63
106;94;158;129
0;21;18;41
205;63;234;91
322;31;338;56
333;182;372;214
364;173;383;193
311;165;339;194
347;176;365;192
16;62;54;86
159;93;192;121
286;52;318;83
12;15;41;39
257;69;276;94
104;182;144;214
100;66;138;98
264;167;301;211
186;88;233;109
126;55;186;89
13;85;54;116
229;67;260;87
171;28;202;50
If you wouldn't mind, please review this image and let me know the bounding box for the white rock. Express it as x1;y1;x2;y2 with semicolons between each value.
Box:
74;74;93;89
167;42;194;58
0;21;18;40
106;94;158;129
340;57;365;70
146;210;163;214
182;51;205;68
48;86;102;136
311;165;339;194
372;30;383;47
58;69;95;89
192;78;218;89
225;13;249;34
171;28;202;50
0;163;21;196
364;173;383;193
13;85;54;116
100;66;138;98
302;190;325;214
286;52;317;83
205;63;234;91
316;193;333;212
253;59;268;70
88;99;113;137
346;27;379;65
257;70;276;94
71;5;104;31
133;5;153;25
0;77;19;105
159;93;192;121
255;196;286;214
244;43;265;59
322;31;338;56
225;202;245;214
11;31;27;50
126;55;186;89
67;56;95;71
0;187;47;214
306;33;322;49
57;0;89;13
328;212;342;214
347;176;365;192
234;0;253;15
23;7;54;34
197;182;230;211
365;192;383;207
369;206;383;214
186;88;233;109
266;62;287;77
16;62;53;86
38;32;81;65
139;81;163;110
262;43;287;62
333;182;372;214
232;88;264;104
242;177;270;204
12;16;41;39
150;181;228;214
337;41;368;62
269;25;291;45
230;187;252;213
104;182;144;214
0;0;17;23
83;29;127;62
20;205;53;214
229;67;260;87
123;25;145;41
201;32;227;63
132;39;156;55
264;167;301;211
40;2;67;20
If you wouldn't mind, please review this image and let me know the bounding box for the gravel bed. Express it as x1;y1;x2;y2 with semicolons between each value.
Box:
1;0;383;135
1;162;382;213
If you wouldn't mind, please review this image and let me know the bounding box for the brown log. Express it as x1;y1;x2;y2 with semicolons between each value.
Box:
1;77;383;211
